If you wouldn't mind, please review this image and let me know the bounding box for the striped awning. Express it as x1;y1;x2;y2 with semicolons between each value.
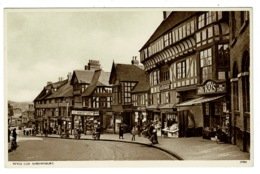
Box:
176;95;225;107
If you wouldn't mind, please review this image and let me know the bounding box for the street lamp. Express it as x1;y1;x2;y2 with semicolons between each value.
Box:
63;97;71;134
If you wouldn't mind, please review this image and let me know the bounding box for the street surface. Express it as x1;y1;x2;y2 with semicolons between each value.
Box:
8;137;177;161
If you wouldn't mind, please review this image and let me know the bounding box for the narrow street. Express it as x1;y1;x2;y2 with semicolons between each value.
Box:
8;137;177;161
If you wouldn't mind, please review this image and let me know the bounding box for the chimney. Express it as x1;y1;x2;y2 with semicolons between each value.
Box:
47;81;52;85
131;56;139;66
86;59;101;70
67;72;72;81
163;11;167;20
58;77;63;82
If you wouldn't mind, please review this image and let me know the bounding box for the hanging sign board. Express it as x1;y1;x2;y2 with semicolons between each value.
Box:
197;80;226;95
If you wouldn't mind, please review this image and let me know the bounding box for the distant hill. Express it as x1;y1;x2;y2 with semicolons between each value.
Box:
8;100;33;112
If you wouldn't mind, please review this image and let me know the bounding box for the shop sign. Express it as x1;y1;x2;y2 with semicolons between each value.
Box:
72;110;99;116
160;84;170;91
197;80;226;95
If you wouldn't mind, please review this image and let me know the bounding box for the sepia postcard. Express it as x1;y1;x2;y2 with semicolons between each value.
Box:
3;7;253;168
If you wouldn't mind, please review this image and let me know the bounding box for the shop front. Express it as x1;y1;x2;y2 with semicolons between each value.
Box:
159;104;178;138
71;110;99;134
176;80;230;140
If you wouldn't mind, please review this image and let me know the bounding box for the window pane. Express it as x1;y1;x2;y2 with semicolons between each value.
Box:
208;26;213;38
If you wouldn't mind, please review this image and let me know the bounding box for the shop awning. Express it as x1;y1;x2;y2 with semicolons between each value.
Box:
112;105;123;112
159;103;175;109
176;95;225;107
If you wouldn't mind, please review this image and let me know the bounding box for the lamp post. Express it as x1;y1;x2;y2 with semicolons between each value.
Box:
63;97;71;134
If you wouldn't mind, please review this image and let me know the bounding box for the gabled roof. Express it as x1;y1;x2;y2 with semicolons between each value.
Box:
140;12;197;51
46;80;73;99
34;80;67;101
131;81;150;93
82;69;111;97
109;62;146;84
71;70;95;85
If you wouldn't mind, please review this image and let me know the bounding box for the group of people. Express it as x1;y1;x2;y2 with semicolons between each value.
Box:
23;128;36;136
119;121;160;145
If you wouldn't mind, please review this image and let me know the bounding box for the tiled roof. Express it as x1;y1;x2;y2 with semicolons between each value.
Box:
74;70;95;84
82;70;111;97
46;80;73;99
140;12;196;50
113;64;146;82
131;81;150;93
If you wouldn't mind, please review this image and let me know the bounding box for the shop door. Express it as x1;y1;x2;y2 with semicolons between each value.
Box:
178;110;188;137
122;112;132;132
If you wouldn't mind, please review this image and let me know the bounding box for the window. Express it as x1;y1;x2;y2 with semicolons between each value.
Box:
160;67;170;82
196;26;214;46
157;93;160;105
112;86;118;104
161;91;170;104
242;53;250;112
217;44;230;69
107;97;112;108
200;48;212;82
151;70;160;85
100;97;107;107
177;61;186;79
198;13;205;29
123;82;134;105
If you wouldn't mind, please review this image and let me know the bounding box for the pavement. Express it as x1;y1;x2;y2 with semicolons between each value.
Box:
25;132;251;161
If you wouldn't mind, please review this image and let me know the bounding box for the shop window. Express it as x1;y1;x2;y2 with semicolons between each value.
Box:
200;48;212;82
177;61;186;79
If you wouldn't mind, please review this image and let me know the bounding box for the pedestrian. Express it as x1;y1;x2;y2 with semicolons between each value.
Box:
131;126;137;141
29;129;32;136
8;127;11;143
12;128;17;148
96;124;101;140
119;124;124;139
23;129;26;136
32;128;35;136
26;130;29;136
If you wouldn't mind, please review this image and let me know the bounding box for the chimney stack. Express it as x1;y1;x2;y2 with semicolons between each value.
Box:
58;77;63;82
131;56;139;66
47;81;52;85
85;59;101;70
67;72;72;81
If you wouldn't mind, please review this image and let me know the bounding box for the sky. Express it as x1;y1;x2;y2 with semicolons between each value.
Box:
5;9;163;102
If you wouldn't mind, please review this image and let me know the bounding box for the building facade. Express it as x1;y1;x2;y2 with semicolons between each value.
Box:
139;11;234;139
109;58;149;133
229;11;250;152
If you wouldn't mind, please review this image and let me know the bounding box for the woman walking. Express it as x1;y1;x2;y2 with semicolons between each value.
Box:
119;124;124;139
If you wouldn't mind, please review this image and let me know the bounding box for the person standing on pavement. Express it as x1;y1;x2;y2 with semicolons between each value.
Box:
131;126;136;141
119;124;124;139
8;127;10;142
96;124;101;140
12;128;17;147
